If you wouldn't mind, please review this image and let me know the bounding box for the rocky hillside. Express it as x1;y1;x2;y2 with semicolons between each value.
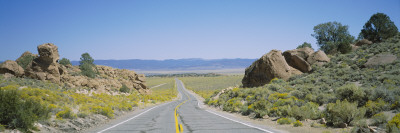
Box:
0;43;177;133
0;43;149;93
206;36;400;132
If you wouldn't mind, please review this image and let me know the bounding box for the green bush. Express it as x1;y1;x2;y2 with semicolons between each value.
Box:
0;89;50;132
289;102;321;120
297;42;313;49
204;98;210;105
364;99;388;117
207;99;219;106
59;58;71;66
91;105;114;118
249;99;271;118
79;53;96;78
56;107;76;119
223;98;242;112
119;84;130;93
351;119;370;133
325;100;365;127
80;63;96;78
293;120;303;127
16;54;35;70
277;117;294;125
387;113;400;132
335;84;366;104
371;112;388;126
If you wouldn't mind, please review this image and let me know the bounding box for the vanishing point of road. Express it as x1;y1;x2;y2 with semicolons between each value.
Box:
91;79;279;133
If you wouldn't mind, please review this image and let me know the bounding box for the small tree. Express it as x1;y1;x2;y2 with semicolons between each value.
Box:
312;21;354;54
16;55;35;70
120;84;131;93
297;42;313;49
79;53;96;78
325;100;365;127
360;13;399;43
59;58;71;66
79;53;94;66
80;63;95;78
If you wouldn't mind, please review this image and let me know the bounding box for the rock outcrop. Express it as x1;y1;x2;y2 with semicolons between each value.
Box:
25;43;62;83
243;48;331;88
242;50;302;88
351;44;359;51
5;43;150;94
355;39;372;46
59;64;149;93
0;60;24;77
307;50;330;66
364;54;397;68
283;47;314;73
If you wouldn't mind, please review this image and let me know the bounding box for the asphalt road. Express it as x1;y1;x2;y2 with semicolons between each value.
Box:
94;79;277;133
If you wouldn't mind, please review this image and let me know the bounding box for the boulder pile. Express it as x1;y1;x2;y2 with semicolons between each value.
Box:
0;43;149;94
0;60;25;77
25;43;62;83
242;47;330;88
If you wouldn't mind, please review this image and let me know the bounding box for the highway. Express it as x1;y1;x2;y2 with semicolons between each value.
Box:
92;79;277;133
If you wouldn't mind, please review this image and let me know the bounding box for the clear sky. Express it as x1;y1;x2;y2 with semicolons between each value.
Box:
0;0;399;61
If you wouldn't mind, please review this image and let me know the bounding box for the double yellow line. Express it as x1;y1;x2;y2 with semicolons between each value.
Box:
174;82;191;133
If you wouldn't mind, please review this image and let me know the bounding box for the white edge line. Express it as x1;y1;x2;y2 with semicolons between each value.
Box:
97;102;168;133
204;110;274;133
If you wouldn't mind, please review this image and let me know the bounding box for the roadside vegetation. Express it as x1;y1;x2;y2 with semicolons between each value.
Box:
205;13;400;132
179;75;242;98
0;75;177;132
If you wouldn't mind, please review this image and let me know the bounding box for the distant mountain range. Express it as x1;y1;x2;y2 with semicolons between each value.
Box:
71;58;256;71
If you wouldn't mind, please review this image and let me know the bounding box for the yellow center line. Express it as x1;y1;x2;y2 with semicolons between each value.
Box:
174;82;191;133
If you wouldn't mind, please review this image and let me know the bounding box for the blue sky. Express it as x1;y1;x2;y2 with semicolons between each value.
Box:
0;0;399;61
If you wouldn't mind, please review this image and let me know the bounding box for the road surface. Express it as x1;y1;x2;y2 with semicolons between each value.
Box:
93;79;278;133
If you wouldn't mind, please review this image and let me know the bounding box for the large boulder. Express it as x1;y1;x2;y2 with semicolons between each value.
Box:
351;44;359;51
355;39;373;46
0;60;25;77
37;43;60;64
242;50;302;88
307;50;330;66
364;54;397;68
283;47;314;59
283;47;314;73
25;43;62;83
